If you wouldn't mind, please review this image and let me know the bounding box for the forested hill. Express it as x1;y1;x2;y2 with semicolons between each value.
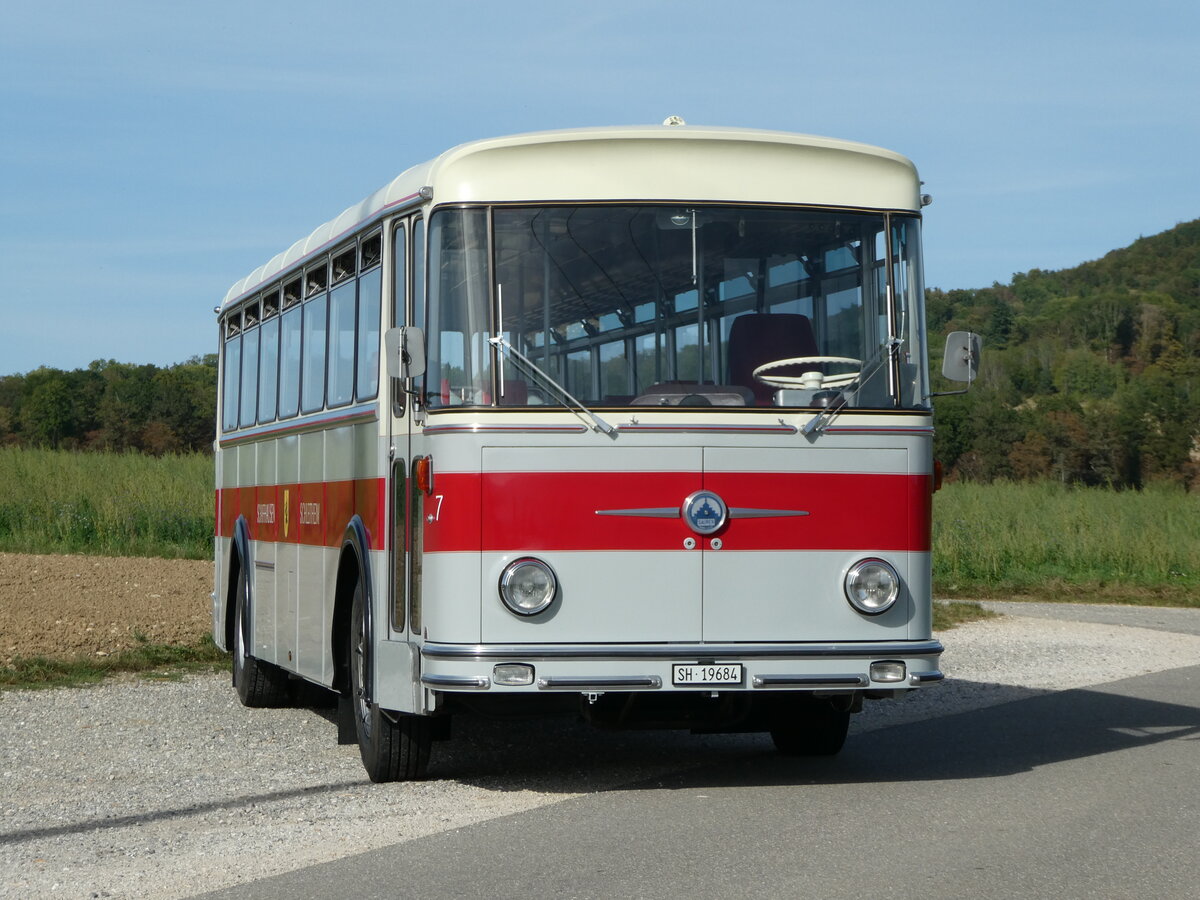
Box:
930;217;1200;487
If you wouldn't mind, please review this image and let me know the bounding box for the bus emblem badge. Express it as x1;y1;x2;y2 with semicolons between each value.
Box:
682;490;728;536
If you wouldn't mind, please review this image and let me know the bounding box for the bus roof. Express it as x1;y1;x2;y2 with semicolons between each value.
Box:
220;125;922;311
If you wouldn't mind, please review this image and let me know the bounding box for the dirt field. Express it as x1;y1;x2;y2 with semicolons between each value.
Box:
0;552;212;665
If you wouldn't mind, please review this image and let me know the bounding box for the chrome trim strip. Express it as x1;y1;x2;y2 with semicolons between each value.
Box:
421;674;491;690
422;423;588;436
728;507;810;519
595;507;679;518
909;671;945;685
423;640;944;662
752;674;868;688
617;423;798;435
537;675;662;690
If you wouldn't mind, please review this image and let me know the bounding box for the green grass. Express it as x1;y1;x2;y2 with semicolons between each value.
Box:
933;480;1200;605
0;446;211;559
0;634;226;691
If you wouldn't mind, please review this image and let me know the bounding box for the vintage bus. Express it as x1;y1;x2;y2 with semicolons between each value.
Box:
214;122;974;782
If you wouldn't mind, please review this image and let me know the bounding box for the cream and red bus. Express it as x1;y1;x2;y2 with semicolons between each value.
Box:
214;122;971;782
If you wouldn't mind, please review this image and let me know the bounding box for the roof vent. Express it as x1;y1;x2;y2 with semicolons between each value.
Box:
662;116;686;126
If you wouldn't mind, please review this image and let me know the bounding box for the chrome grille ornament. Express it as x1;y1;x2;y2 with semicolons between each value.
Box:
682;490;728;535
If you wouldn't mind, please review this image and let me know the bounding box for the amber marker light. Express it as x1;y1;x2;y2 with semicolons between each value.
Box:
414;456;433;494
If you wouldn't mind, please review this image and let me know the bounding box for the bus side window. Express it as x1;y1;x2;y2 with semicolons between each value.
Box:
411;218;425;409
301;288;328;414
392;223;407;415
239;324;260;428
222;315;241;432
258;291;280;423
411;219;424;332
327;280;356;408
257;316;279;423
279;304;301;418
357;266;382;402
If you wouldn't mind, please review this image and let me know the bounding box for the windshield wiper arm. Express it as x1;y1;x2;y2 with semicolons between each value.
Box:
802;337;902;437
487;336;616;436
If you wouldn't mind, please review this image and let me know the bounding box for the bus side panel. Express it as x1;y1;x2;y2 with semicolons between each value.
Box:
323;425;353;687
212;442;231;649
294;430;326;682
277;433;300;673
319;422;387;686
233;444;269;660
253;439;279;666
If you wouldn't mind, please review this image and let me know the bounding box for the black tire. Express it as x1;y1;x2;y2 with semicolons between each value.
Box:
349;577;431;782
232;562;290;708
769;697;851;757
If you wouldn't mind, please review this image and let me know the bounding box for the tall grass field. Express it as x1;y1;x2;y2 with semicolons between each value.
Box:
0;447;211;559
0;447;1197;605
934;480;1200;604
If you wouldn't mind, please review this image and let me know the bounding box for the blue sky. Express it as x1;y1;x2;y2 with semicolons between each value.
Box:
2;0;1197;375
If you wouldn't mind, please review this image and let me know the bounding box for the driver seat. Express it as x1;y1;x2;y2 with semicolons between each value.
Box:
727;313;820;405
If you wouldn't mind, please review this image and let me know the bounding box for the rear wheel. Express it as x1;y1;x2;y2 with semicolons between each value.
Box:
232;563;290;708
349;577;431;782
769;697;850;756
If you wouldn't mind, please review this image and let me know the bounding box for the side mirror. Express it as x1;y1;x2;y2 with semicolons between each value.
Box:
384;326;426;380
942;331;981;384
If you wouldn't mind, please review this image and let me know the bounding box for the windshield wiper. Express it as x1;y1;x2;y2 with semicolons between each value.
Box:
801;337;902;437
487;336;617;437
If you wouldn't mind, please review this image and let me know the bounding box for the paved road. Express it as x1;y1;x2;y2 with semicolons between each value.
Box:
199;604;1200;900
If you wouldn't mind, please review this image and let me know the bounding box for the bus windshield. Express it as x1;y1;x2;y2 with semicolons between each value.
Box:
425;205;928;411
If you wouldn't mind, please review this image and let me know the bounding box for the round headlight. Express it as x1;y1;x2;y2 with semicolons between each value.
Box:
499;558;558;616
844;558;900;615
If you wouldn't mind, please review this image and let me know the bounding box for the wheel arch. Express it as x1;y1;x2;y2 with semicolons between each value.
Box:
223;516;253;652
332;515;374;696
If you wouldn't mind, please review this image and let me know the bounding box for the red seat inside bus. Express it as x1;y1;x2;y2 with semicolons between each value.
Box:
727;313;820;405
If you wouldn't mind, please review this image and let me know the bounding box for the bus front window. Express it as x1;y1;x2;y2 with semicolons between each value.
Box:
425;205;929;411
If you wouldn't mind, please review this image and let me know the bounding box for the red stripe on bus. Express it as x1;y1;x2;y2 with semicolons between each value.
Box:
216;478;386;549
422;471;931;553
217;471;931;553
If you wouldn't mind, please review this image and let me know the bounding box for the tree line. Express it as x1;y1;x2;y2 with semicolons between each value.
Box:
929;218;1200;489
0;357;217;454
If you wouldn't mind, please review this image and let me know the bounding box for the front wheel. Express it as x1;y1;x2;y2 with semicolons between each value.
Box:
769;698;850;756
349;578;431;782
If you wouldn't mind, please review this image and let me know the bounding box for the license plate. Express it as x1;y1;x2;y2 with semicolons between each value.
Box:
672;663;743;686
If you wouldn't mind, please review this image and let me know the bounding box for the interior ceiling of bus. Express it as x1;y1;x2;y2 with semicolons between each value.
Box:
497;207;861;331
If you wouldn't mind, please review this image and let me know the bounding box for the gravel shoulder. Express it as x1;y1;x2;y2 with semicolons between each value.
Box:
4;605;1200;900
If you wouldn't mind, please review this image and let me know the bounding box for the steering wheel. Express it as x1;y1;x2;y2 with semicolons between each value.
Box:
752;356;862;389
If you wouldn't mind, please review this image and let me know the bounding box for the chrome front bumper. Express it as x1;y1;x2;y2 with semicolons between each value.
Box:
419;639;944;693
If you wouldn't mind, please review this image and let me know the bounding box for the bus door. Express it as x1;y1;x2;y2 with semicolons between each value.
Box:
388;217;422;640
